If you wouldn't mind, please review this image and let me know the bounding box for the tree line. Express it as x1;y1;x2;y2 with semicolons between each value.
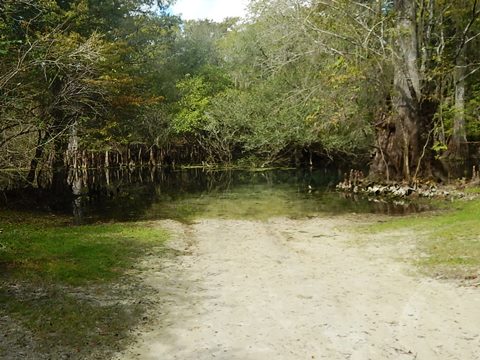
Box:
1;0;479;186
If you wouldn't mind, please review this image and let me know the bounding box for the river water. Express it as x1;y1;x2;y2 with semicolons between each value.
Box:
1;168;429;224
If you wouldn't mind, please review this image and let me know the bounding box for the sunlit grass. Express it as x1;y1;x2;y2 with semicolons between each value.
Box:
365;199;480;279
0;215;167;285
465;186;480;194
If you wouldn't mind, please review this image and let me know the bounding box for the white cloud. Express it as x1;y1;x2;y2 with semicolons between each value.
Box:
171;0;249;22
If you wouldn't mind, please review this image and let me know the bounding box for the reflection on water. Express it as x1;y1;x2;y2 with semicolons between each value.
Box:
1;167;431;224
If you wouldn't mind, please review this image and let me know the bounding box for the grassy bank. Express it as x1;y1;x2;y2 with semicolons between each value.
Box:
0;211;169;359
365;197;480;280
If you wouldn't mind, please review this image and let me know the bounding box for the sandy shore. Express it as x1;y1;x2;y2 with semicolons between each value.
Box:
116;216;480;360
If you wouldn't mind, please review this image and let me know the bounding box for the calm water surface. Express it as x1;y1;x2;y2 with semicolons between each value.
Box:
1;168;429;224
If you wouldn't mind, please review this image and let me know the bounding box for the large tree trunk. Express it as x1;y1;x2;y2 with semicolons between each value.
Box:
444;46;469;177
370;0;427;182
452;53;467;151
26;130;47;185
66;119;79;169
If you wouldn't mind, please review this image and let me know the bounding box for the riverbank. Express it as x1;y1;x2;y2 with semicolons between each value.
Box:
362;197;480;281
1;196;480;359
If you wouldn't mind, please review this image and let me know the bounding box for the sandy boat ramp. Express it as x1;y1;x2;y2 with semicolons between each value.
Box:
115;216;480;360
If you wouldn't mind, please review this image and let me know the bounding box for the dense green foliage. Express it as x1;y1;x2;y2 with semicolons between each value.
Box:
1;0;479;180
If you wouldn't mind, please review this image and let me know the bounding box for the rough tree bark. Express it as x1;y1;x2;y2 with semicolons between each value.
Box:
370;0;427;182
444;41;469;177
67;119;79;169
26;130;48;184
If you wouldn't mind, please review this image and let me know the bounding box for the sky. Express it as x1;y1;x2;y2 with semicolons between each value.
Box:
170;0;249;22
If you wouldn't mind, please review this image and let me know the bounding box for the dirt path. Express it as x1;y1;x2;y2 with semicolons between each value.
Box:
116;216;480;360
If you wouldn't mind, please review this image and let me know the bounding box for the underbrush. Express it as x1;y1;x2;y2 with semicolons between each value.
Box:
0;211;168;359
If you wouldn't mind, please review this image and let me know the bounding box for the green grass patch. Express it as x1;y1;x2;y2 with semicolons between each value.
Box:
0;211;169;358
365;199;480;279
465;186;480;194
0;217;168;286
